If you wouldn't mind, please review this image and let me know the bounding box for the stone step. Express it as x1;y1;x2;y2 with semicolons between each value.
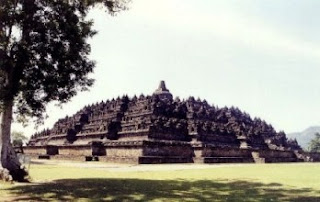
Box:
264;157;298;163
138;156;193;164
196;157;254;163
253;157;265;163
38;155;50;159
85;156;99;161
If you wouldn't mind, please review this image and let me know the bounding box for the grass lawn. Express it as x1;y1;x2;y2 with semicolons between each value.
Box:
1;162;320;201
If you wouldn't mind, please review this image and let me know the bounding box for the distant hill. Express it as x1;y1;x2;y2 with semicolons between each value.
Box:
287;126;320;150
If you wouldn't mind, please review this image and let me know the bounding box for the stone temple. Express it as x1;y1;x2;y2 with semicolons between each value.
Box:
25;81;320;163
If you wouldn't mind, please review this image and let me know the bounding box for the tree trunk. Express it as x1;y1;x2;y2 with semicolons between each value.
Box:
0;99;28;182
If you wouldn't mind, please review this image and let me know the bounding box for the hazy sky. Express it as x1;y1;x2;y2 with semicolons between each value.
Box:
13;0;320;136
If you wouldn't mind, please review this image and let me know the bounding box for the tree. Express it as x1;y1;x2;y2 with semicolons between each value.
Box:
11;131;28;147
308;132;320;152
0;0;128;181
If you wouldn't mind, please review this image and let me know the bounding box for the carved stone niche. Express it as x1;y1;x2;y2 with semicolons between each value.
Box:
79;113;89;124
66;128;77;143
46;145;59;155
91;141;106;156
74;123;83;133
106;121;121;140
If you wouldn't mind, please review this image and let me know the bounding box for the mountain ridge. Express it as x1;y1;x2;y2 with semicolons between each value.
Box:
287;126;320;150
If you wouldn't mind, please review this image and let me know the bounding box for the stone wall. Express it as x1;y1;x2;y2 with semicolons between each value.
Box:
251;150;297;163
309;152;320;161
142;141;193;157
296;151;320;162
201;147;253;158
24;140;314;164
148;132;189;141
58;145;92;156
252;150;296;158
24;146;47;155
105;141;144;157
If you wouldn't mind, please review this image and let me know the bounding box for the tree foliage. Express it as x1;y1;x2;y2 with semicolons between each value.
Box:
308;132;320;152
0;0;129;181
11;131;28;147
0;0;128;122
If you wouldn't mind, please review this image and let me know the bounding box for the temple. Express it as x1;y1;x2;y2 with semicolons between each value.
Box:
24;81;320;163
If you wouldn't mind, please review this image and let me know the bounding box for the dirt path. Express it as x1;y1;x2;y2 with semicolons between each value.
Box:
30;159;251;172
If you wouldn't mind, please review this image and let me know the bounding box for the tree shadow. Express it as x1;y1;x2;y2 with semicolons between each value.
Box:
6;178;320;201
29;160;47;165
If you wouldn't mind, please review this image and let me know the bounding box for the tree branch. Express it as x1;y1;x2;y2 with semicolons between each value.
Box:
4;0;18;54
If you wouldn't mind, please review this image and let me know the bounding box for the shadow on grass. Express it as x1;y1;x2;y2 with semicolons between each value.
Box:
6;178;320;201
29;160;47;165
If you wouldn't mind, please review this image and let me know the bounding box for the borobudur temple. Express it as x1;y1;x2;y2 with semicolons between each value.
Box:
25;81;320;163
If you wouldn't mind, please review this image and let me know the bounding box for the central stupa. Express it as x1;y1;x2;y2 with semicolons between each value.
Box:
153;80;173;101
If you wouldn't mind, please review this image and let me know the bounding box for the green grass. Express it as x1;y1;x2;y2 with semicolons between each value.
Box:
1;163;320;201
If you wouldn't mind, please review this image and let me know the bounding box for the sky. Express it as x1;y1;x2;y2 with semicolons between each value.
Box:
13;0;320;136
